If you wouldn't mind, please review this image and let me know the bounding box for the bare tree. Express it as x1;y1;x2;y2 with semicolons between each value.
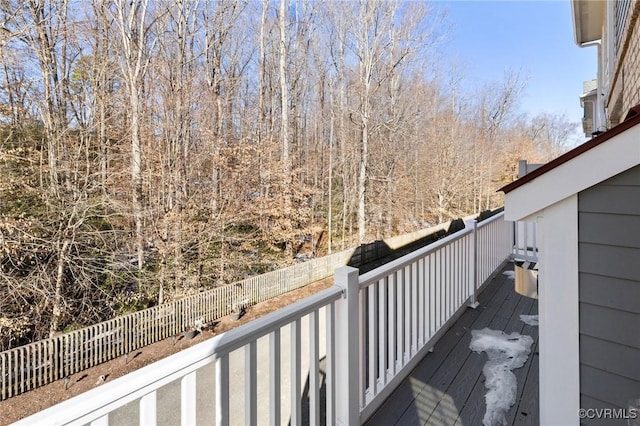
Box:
527;112;577;159
110;0;155;270
473;69;527;212
1;0;571;347
278;0;293;255
327;0;432;243
19;0;75;196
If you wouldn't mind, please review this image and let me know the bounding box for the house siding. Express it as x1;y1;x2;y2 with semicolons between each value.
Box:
578;164;640;423
607;1;640;125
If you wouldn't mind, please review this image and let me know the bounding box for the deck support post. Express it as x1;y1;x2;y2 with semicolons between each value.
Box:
468;219;480;309
335;266;360;426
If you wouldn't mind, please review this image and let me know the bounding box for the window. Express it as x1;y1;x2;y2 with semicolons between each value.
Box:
614;0;632;55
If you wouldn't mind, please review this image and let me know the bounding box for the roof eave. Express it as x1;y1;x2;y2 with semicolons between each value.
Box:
571;0;604;46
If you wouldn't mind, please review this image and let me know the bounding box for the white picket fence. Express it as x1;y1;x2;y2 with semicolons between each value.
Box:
16;212;513;425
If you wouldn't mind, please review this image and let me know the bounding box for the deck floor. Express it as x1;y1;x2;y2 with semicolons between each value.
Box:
366;262;539;426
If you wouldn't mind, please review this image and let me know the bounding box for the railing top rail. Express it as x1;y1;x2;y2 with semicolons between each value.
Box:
359;225;473;288
15;343;216;425
211;285;342;356
476;211;505;230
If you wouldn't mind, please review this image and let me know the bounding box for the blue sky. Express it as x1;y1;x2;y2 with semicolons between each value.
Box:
436;0;597;128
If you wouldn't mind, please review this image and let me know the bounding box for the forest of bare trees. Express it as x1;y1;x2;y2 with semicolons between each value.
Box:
0;0;576;348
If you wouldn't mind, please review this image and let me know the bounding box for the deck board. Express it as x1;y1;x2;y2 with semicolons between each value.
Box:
366;263;539;426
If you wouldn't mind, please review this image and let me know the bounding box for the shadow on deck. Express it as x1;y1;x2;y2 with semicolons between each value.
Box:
366;262;539;426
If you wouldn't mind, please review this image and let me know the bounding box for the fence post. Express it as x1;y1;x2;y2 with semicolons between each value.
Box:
334;266;360;426
467;220;480;309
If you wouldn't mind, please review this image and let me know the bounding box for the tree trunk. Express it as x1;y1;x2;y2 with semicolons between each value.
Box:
49;238;70;337
358;115;368;244
327;108;334;254
131;90;145;270
112;0;151;270
279;0;292;256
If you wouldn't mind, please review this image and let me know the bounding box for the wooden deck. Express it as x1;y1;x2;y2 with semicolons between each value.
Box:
366;263;539;426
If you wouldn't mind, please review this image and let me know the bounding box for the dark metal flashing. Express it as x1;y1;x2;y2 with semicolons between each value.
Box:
500;104;640;194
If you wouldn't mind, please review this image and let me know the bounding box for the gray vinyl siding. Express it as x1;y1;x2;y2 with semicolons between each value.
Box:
578;165;640;423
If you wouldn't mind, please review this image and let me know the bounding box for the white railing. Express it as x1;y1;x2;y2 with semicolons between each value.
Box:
477;213;516;284
513;220;538;262
0;250;351;401
15;213;513;426
1;216;470;401
343;212;513;421
15;286;343;426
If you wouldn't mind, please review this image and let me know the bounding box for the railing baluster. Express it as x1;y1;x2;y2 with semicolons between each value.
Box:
325;302;335;425
459;238;464;304
181;371;197;426
405;266;411;361
456;240;461;306
269;329;281;426
532;221;537;259
470;220;479;307
457;240;462;306
140;391;157;425
245;342;257;426
215;355;230;426
523;220;529;260
449;244;453;315
309;310;320;426
466;233;471;300
378;278;387;387
429;253;435;338
396;267;404;367
368;283;377;398
411;261;418;356
452;241;458;307
418;258;425;347
388;272;396;376
439;249;444;328
445;244;450;318
290;319;301;426
358;289;366;408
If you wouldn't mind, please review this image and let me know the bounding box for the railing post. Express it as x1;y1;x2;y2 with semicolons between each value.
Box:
512;220;517;259
467;220;480;309
335;266;360;426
